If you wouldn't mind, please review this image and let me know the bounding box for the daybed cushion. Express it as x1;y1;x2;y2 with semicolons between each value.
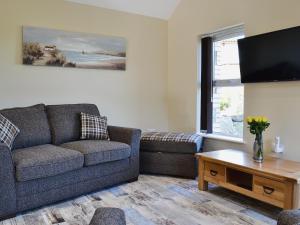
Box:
141;132;203;154
13;144;84;182
0;104;51;149
46;104;100;145
61;140;131;166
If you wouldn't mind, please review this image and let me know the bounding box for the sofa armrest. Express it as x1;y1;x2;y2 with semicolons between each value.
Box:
107;126;141;178
0;144;16;219
107;126;141;152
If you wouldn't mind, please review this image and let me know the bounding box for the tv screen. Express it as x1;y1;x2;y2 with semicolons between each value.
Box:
238;26;300;83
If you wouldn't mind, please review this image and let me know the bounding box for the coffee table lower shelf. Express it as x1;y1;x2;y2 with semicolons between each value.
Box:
197;150;300;210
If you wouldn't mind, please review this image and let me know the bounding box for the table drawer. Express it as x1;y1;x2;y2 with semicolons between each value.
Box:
204;162;225;183
253;175;285;203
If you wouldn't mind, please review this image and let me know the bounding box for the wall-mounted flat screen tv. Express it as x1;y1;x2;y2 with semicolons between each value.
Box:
238;26;300;83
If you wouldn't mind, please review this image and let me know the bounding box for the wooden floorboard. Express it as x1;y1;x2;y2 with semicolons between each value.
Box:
1;175;281;225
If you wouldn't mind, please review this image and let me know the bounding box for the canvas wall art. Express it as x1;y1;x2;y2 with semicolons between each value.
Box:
22;26;126;70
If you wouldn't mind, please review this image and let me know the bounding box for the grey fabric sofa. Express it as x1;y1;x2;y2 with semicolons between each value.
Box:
0;104;141;220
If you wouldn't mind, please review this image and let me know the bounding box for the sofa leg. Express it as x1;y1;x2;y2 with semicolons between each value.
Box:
0;213;17;221
128;176;139;182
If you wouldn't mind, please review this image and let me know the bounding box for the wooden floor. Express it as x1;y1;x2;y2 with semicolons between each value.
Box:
1;175;281;225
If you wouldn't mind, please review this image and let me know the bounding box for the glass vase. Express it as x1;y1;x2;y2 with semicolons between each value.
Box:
253;133;263;163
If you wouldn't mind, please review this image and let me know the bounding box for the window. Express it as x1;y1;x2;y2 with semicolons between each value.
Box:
200;25;244;139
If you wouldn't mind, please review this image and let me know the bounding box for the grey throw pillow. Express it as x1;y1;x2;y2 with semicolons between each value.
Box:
0;113;20;149
80;112;109;140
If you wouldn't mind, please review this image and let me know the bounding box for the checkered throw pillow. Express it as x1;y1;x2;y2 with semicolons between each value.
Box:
0;114;20;149
80;112;109;140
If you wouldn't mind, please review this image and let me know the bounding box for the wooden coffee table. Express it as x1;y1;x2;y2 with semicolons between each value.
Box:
196;149;300;209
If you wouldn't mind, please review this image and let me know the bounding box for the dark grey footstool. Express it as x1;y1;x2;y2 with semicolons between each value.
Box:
89;208;126;225
140;132;203;179
277;210;300;225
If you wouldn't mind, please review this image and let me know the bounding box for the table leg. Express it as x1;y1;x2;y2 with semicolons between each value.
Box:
198;157;208;191
282;181;293;209
292;183;300;209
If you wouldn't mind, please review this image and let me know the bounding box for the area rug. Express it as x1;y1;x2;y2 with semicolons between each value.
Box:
1;175;281;225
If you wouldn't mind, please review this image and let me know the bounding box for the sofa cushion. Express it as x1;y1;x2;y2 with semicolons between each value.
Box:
0;104;51;149
13;144;84;182
61;140;131;166
16;158;130;197
46;104;100;145
140;132;203;154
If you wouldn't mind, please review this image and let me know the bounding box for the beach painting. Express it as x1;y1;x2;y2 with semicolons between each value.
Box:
22;26;126;70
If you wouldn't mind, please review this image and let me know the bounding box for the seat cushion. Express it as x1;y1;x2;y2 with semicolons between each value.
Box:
140;132;203;154
13;144;84;182
46;104;100;145
0;104;51;149
61;140;131;166
16;158;130;197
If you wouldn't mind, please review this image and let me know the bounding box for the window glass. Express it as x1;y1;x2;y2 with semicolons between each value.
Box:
212;86;244;138
212;35;244;138
213;36;243;80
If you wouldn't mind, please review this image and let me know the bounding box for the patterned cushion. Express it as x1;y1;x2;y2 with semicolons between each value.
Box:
0;114;20;149
141;132;201;143
80;112;109;140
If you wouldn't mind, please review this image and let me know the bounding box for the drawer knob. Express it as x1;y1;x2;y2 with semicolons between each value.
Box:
263;186;274;195
210;170;218;176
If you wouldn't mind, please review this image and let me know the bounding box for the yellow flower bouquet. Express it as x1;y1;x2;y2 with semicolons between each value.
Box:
246;116;270;162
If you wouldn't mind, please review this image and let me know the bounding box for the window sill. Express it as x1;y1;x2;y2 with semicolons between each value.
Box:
200;133;245;144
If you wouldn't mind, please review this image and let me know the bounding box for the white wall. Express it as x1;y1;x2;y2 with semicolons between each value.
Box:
2;0;300;160
168;0;300;160
0;0;169;131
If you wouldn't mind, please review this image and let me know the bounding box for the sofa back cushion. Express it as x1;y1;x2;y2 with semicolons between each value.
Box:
0;104;51;149
46;104;100;145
